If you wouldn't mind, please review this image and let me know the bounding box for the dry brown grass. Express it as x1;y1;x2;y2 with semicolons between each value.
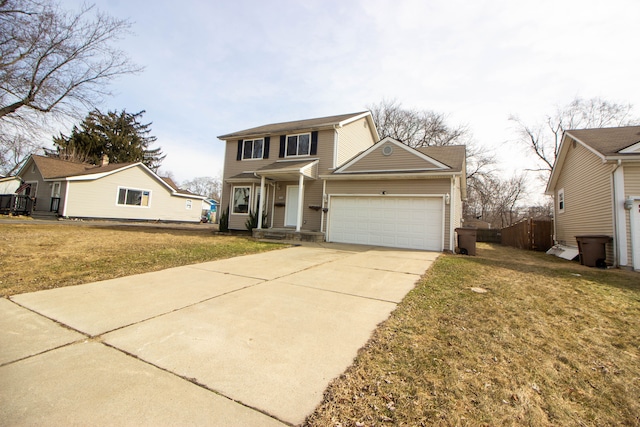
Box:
0;223;283;296
304;243;640;427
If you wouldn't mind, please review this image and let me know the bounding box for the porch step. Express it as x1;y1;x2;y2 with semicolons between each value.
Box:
253;228;325;243
263;233;286;240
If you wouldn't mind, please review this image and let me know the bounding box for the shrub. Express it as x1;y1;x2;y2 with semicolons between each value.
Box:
245;210;267;231
219;206;229;232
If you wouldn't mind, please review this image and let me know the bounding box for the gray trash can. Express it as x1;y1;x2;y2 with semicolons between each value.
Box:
575;235;611;268
455;228;477;256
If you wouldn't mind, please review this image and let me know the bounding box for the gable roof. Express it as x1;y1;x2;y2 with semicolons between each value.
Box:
546;125;640;194
565;126;640;157
218;111;378;140
332;137;466;175
20;155;206;199
21;155;138;180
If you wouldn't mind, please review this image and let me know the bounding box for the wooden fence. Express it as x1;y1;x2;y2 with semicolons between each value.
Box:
501;218;554;252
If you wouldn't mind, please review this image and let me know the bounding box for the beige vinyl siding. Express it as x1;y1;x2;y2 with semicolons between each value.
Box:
221;130;333;230
554;142;614;260
623;165;640;266
325;178;453;250
341;145;441;172
335;117;376;167
64;166;201;222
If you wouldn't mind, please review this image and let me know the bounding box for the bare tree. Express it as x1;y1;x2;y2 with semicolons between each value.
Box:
0;0;141;174
0;133;40;175
465;173;528;228
182;176;222;201
510;97;639;176
368;99;498;222
368;99;469;148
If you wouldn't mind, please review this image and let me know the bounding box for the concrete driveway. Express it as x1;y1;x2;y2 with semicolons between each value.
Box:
0;243;439;426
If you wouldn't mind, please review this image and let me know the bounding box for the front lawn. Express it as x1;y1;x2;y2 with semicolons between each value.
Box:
304;243;640;426
0;223;283;297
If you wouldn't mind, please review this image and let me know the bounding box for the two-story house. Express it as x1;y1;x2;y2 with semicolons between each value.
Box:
218;111;466;251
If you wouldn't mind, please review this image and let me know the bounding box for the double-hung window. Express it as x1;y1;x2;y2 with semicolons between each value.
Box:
243;139;264;160
557;188;565;213
118;188;150;207
286;133;310;157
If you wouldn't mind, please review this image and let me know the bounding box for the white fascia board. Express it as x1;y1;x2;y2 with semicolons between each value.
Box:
619;141;640;153
546;133;573;194
319;171;462;180
65;163;178;193
334;137;450;173
172;192;207;200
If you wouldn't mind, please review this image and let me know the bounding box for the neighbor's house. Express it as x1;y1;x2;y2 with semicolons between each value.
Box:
16;155;206;222
546;126;640;270
218;111;466;251
0;176;22;194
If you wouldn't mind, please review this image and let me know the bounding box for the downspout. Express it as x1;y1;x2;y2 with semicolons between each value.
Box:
611;159;625;267
321;179;327;233
449;177;455;251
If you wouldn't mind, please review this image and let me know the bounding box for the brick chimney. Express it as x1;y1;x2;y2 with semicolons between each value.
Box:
101;154;109;166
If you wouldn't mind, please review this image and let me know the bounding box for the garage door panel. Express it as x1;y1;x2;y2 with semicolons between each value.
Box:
328;196;443;251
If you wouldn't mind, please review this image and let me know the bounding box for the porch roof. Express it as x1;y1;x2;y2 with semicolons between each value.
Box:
255;159;318;181
225;172;261;183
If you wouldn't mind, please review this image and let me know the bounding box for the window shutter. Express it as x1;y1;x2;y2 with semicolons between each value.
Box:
236;140;243;161
279;135;286;158
263;137;270;159
310;131;318;155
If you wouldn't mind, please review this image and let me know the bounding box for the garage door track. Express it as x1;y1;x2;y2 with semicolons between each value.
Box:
1;243;439;426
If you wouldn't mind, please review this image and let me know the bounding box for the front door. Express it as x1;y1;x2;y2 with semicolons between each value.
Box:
285;186;299;227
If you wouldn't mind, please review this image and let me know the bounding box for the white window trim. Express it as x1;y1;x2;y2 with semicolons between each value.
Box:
116;186;152;208
558;188;565;214
231;185;251;215
242;138;265;160
285;132;311;157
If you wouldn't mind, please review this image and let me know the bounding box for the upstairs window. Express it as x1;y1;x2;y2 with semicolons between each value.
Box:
558;188;565;213
243;139;264;160
118;188;150;207
286;133;310;157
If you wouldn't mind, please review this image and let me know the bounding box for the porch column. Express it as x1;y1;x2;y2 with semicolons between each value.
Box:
296;173;305;232
257;175;266;230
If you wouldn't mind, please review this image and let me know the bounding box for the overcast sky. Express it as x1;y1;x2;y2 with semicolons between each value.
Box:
56;0;640;199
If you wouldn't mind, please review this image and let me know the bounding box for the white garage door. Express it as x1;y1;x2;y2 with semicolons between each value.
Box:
327;196;443;251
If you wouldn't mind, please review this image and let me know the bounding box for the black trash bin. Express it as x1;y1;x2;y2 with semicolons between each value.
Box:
575;235;611;268
455;228;477;256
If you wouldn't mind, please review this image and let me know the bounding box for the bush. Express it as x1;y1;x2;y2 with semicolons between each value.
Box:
219;206;229;232
245;210;268;231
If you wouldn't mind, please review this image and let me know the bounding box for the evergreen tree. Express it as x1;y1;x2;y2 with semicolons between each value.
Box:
53;110;165;170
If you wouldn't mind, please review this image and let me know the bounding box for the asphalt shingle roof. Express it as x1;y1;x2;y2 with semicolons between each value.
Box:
218;112;370;139
566;126;640;156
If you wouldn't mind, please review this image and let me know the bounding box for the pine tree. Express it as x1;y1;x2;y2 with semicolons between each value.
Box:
52;110;165;170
